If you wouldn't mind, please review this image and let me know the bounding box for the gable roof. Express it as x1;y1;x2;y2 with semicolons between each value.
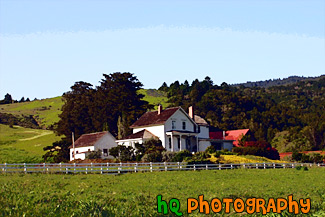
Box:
119;129;158;140
194;115;209;126
130;107;180;128
69;131;108;149
209;129;249;147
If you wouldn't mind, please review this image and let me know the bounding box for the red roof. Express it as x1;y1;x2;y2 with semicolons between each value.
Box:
209;129;249;147
69;132;107;148
130;107;180;128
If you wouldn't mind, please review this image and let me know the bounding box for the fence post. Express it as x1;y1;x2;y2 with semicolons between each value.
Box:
263;163;266;169
219;164;221;170
150;162;152;172
86;166;88;174
2;163;6;173
24;163;27;174
66;167;68;174
193;164;196;171
256;163;258;169
107;162;109;172
43;162;46;173
178;162;180;170
231;164;233;169
60;163;62;172
273;163;275;169
292;163;294;169
118;162;122;174
243;164;246;169
318;163;320;167
101;164;103;174
206;164;208;170
134;163;138;173
91;163;93;172
74;163;76;173
164;162;167;171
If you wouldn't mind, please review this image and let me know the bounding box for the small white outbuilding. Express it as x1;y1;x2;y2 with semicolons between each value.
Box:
69;131;117;161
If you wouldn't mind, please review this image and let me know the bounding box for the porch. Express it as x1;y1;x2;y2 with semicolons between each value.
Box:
166;130;199;152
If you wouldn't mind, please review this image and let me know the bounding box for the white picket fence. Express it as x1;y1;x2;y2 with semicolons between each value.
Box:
0;162;324;175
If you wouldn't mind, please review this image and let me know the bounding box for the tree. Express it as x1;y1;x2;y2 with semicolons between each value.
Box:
19;97;25;103
0;93;13;104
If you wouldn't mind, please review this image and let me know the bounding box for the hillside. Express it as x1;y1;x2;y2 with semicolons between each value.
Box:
232;74;325;88
0;124;62;163
0;89;168;129
0;96;63;129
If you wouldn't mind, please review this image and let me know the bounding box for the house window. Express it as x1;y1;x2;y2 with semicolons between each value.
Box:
88;149;91;152
169;137;171;149
172;121;176;129
76;151;79;154
182;121;186;130
103;149;108;156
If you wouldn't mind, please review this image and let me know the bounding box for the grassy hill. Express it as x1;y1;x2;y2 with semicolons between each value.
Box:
0;89;168;129
0;96;63;129
0;124;62;163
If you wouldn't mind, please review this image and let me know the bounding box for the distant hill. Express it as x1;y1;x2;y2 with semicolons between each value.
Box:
0;89;168;129
232;75;325;88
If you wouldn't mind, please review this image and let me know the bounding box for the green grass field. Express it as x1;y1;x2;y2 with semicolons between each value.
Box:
0;124;62;163
0;168;324;216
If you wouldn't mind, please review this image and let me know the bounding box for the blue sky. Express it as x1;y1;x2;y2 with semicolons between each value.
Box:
0;0;324;99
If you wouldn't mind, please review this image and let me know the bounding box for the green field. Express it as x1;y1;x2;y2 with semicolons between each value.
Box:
0;168;324;216
0;124;62;163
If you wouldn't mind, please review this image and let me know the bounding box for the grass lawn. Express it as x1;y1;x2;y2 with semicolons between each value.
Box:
0;168;324;216
0;124;62;163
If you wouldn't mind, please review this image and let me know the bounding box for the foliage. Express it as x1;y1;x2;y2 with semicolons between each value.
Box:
0;112;40;129
86;149;102;159
171;150;193;162
141;151;163;162
109;145;135;162
291;150;325;163
43;139;71;163
161;151;177;162
233;141;280;160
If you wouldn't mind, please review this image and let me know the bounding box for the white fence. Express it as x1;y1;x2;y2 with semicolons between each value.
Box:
1;162;324;175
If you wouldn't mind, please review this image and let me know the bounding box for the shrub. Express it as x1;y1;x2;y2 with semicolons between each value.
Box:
86;150;102;159
172;150;193;162
109;145;135;161
205;146;216;154
233;144;280;160
141;151;163;162
162;151;177;162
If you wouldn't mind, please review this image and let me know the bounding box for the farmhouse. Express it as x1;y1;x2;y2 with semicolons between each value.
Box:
116;105;234;152
69;131;117;161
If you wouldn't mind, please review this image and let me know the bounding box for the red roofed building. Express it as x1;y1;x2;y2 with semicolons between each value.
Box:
209;129;250;147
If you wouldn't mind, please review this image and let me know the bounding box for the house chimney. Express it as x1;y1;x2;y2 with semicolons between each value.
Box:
158;104;162;115
188;106;194;119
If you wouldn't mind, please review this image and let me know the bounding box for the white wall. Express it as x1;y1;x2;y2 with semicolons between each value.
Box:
165;109;195;132
133;125;165;147
198;125;209;139
70;146;94;161
198;140;211;152
94;133;118;159
117;139;143;148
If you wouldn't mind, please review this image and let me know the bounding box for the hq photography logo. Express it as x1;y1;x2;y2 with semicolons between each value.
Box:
156;195;311;216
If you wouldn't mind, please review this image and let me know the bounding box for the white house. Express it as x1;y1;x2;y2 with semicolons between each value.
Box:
116;105;221;152
69;131;118;161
